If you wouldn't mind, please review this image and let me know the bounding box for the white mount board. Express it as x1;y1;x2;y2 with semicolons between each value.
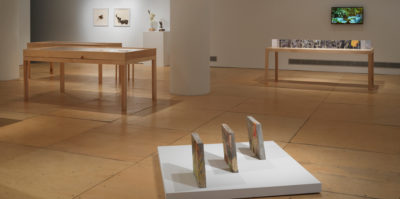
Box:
158;141;321;199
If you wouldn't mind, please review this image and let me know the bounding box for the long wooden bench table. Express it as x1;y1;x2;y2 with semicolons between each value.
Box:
265;47;375;90
23;47;157;113
27;42;125;84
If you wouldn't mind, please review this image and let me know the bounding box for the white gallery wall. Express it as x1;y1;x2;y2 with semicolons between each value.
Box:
31;0;170;47
31;0;400;74
209;0;400;74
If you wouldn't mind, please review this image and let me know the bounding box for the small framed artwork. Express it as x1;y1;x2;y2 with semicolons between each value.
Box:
93;8;109;27
114;8;130;27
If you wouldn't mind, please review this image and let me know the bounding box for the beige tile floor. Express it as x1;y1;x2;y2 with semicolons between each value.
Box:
0;62;399;199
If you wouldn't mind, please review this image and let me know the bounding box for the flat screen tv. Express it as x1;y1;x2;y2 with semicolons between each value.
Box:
331;7;364;24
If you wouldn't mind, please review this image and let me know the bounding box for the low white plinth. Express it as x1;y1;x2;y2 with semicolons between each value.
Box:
157;141;321;199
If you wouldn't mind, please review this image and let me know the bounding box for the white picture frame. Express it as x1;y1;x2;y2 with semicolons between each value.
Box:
93;8;109;27
114;8;130;27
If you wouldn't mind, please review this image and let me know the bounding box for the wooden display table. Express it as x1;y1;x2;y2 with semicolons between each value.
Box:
23;47;157;113
27;41;124;84
265;47;375;90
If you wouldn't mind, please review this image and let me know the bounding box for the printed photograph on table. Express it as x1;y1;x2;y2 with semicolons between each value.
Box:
222;124;238;173
336;40;346;48
316;40;326;48
279;39;291;48
300;40;306;48
325;40;336;48
291;40;302;48
343;40;352;49
351;40;361;49
303;40;313;48
93;8;109;27
114;8;130;27
191;133;206;188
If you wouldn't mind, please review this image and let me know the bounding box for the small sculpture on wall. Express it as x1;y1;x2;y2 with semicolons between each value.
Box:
191;133;206;188
222;124;239;173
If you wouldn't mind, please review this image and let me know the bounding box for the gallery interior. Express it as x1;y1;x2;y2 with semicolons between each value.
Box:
0;0;399;198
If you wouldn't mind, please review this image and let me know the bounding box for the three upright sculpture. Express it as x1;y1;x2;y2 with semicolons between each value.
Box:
191;116;265;188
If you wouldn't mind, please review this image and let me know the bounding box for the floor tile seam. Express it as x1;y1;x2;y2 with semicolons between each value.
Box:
270;85;335;92
43;122;111;150
117;120;191;132
273;82;337;92
71;161;139;199
166;132;193;146
124;104;159;116
305;117;400;129
224;110;308;120
0;112;38;121
127;104;165;117
316;170;398;187
285;142;400;157
286;92;332;145
322;190;381;199
40;112;120;123
320;101;392;108
0;107;61;117
0;140;46;163
225;96;252;111
190;111;229;133
0;140;136;164
300;162;400;179
42;145;137;164
247;95;330;102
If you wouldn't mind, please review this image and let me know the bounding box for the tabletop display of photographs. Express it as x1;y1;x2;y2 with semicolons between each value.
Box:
279;39;361;49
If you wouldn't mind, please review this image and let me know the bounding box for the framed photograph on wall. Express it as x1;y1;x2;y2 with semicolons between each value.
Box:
93;8;109;27
114;8;130;27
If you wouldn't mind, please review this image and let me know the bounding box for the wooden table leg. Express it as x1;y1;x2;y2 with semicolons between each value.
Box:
368;53;374;90
50;62;54;74
115;65;118;83
24;60;30;101
128;64;131;81
119;64;122;84
265;49;269;84
28;61;31;79
152;59;157;103
98;64;103;84
275;52;279;81
120;64;127;113
131;64;135;80
60;63;65;93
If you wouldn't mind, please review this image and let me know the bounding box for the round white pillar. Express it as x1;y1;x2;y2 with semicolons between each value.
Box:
0;0;20;80
170;0;210;95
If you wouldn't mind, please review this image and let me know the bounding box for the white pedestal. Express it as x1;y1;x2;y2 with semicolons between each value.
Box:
143;31;170;67
158;141;321;199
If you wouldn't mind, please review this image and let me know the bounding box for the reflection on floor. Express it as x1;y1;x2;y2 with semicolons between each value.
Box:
0;62;399;199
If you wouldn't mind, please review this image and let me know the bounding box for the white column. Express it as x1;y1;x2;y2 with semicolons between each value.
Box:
170;0;210;95
18;0;31;66
0;0;20;80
